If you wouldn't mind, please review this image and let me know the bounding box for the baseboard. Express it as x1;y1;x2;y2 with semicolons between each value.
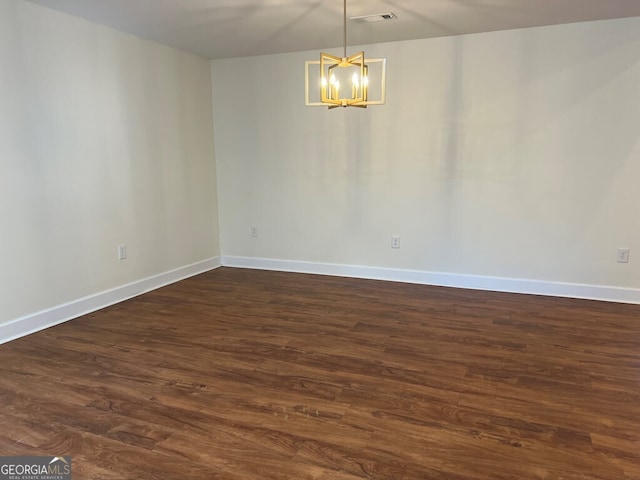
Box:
4;255;635;346
0;257;221;345
221;255;640;305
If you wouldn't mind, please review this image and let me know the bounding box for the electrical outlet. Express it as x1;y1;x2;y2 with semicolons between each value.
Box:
616;248;630;263
391;235;400;249
251;226;258;238
118;244;127;260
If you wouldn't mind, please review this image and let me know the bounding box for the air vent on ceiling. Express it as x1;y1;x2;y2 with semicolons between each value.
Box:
349;12;397;23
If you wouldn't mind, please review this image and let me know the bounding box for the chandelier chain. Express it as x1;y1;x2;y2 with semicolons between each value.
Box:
343;0;347;58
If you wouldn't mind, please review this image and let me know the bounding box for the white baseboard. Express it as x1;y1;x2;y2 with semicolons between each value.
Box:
4;255;636;346
221;255;640;305
0;257;221;345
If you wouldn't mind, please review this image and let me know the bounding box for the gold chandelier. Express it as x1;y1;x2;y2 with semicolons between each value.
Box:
306;0;386;109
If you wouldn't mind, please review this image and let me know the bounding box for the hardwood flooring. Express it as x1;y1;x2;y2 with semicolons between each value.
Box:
0;267;639;479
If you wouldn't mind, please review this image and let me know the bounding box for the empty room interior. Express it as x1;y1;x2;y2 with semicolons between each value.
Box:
1;0;640;478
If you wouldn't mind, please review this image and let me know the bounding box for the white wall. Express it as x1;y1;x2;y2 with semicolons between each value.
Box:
0;0;219;328
212;17;640;299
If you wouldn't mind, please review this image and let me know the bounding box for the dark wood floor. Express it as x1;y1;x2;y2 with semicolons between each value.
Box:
1;268;639;479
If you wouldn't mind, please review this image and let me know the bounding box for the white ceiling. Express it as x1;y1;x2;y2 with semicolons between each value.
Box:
26;0;640;59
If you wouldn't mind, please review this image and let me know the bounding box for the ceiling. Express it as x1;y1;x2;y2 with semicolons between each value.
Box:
25;0;640;59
